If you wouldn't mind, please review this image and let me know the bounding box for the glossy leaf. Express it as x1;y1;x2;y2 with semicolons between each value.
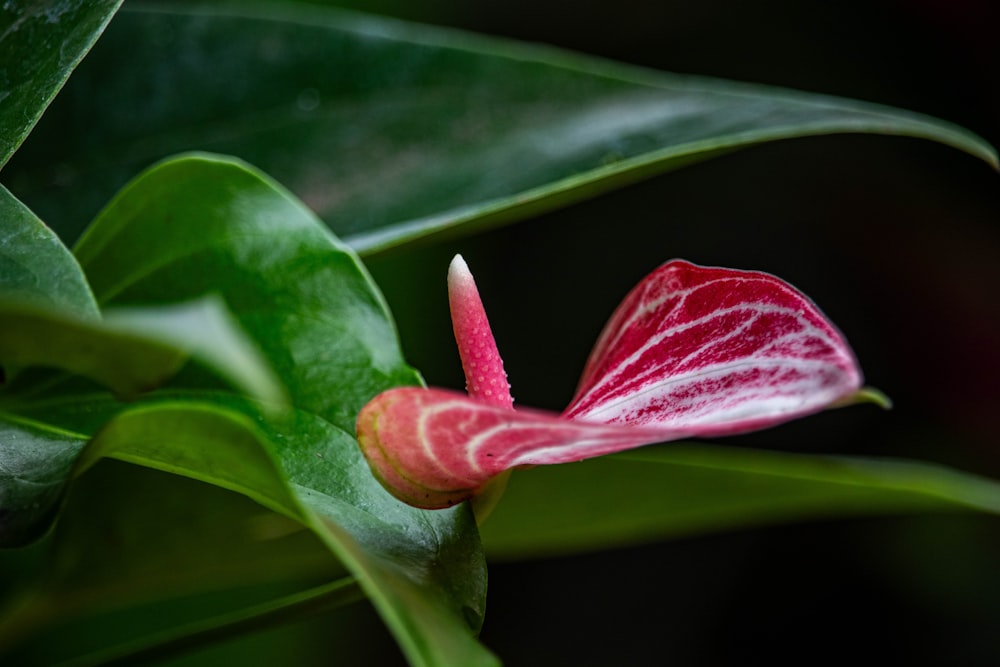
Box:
0;155;495;666
480;445;1000;560
0;416;85;547
0;188;90;546
0;0;123;168
72;152;419;433
3;3;994;252
0;184;97;318
358;260;865;509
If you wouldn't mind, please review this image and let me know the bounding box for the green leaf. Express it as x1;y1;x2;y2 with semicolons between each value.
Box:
0;184;97;318
0;417;85;547
73;152;418;432
4;3;994;253
101;296;286;405
3;396;494;666
0;459;342;664
2;155;494;666
0;181;283;403
0;297;284;403
0;0;123;169
480;444;1000;560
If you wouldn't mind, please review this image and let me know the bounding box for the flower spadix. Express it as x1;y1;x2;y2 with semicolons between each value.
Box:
357;257;869;509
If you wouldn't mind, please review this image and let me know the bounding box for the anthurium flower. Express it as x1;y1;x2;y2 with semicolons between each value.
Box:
357;256;875;509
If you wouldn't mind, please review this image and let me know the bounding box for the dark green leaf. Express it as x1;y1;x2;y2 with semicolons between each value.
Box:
0;0;123;168
41;575;364;667
4;3;994;252
0;184;97;318
0;195;98;538
0;416;85;546
0;460;341;664
480;444;1000;560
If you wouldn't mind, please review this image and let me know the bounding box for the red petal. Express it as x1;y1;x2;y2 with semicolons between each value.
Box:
357;387;685;509
564;260;862;434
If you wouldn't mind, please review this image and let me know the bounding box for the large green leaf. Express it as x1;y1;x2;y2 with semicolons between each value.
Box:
0;0;123;169
3;3;994;252
0;155;495;666
480;444;1000;560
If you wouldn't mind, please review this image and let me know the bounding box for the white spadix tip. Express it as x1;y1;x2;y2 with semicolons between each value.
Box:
448;254;473;289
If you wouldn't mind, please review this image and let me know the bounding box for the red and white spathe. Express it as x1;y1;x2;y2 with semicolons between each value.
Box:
357;256;866;509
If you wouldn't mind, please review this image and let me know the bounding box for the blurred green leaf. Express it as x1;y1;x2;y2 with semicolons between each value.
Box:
1;155;495;666
0;297;284;403
0;460;341;665
481;444;1000;560
4;3;994;253
0;0;123;168
101;297;286;405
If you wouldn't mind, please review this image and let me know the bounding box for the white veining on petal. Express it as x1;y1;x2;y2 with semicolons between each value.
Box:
506;427;675;467
416;399;487;486
573;357;849;428
576;275;761;398
572;302;821;414
566;266;859;431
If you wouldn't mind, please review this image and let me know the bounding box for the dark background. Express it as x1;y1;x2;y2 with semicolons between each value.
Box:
355;0;1000;665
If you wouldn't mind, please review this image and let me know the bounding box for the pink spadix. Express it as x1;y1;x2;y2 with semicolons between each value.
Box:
357;257;869;509
447;254;513;410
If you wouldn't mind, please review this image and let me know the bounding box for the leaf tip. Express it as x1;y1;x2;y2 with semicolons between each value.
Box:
836;386;893;410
